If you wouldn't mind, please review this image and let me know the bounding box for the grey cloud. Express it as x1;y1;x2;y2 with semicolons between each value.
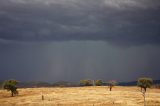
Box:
0;0;160;45
1;41;160;82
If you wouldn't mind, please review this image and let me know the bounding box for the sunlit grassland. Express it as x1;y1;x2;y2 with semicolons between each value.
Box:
0;86;160;106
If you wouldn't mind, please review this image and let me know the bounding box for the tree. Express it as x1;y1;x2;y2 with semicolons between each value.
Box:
108;80;118;91
95;80;103;86
137;77;153;92
137;77;153;106
80;79;92;86
3;79;18;97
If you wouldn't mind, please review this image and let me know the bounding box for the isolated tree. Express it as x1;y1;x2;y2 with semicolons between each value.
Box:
137;77;153;92
108;80;118;91
137;77;153;106
3;79;18;97
95;80;103;86
80;79;92;86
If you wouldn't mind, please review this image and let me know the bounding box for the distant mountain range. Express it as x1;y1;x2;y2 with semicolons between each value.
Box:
0;80;160;88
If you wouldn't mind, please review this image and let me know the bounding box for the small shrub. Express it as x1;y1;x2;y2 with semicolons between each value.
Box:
3;79;19;97
137;77;153;92
108;80;118;91
80;79;93;86
95;80;103;86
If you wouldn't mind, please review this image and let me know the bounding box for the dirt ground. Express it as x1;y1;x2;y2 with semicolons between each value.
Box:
0;86;160;106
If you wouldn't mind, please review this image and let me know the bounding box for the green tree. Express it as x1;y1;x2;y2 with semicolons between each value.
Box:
95;80;103;86
108;80;118;91
3;79;18;97
137;77;153;92
80;79;92;86
137;77;153;106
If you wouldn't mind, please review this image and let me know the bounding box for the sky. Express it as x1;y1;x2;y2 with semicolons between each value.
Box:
0;0;160;83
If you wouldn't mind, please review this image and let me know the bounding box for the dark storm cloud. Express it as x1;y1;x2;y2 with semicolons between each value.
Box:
0;0;160;45
1;41;160;82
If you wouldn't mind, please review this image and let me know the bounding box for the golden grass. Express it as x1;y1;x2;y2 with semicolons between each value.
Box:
0;86;160;106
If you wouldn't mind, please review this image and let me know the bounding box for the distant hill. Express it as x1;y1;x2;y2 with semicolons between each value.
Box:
18;81;78;88
17;81;52;88
52;81;79;87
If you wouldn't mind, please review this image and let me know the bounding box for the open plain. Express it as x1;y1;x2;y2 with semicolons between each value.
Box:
0;86;160;106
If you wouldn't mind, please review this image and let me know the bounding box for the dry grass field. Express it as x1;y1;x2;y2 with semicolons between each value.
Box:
0;86;160;106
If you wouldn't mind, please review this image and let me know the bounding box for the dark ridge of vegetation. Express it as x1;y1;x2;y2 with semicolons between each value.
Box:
52;81;79;87
95;80;103;86
17;81;78;88
0;80;160;88
118;81;137;86
17;81;52;88
79;79;93;86
118;80;160;86
153;80;160;84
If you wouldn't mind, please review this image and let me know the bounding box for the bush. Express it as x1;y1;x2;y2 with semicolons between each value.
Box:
3;79;18;97
80;79;93;86
108;80;118;91
137;77;153;92
95;80;103;86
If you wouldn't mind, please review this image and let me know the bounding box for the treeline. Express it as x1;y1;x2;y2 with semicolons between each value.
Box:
0;81;78;88
79;79;160;87
1;79;160;88
79;79;112;86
